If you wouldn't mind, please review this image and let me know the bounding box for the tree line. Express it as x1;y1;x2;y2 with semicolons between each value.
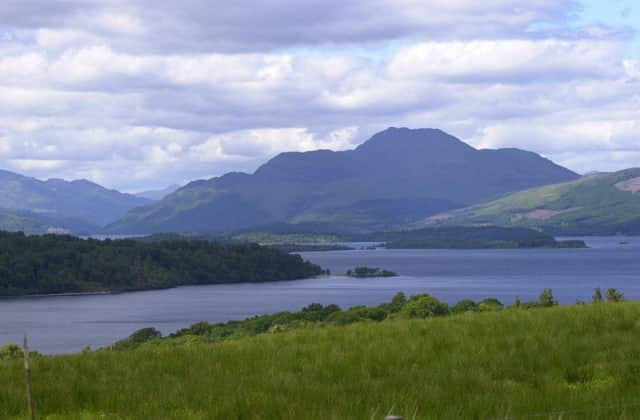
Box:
0;231;326;296
111;287;625;350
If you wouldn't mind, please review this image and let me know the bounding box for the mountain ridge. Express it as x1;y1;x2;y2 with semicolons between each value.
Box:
0;169;151;233
423;168;640;235
107;127;579;234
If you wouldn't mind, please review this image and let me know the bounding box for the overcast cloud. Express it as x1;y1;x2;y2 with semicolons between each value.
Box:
0;0;638;191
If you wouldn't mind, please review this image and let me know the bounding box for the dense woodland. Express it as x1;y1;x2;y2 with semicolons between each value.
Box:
0;232;325;296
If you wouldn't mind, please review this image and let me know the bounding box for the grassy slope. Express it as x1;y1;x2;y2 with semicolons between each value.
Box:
432;169;640;235
3;303;640;419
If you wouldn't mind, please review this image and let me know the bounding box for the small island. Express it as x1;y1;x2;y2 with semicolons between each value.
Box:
381;226;587;249
346;266;398;278
268;243;354;253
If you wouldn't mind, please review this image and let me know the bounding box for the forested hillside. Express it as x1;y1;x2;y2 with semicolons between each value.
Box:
0;232;325;296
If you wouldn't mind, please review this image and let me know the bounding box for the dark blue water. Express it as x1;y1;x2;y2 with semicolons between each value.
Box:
1;237;638;354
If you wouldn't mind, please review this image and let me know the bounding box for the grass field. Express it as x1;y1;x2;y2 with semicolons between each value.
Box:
3;302;640;419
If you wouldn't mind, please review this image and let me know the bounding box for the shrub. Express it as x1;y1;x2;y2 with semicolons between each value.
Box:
452;299;478;314
114;327;162;350
399;294;449;318
538;289;558;307
478;298;504;311
0;344;21;360
593;287;603;303
606;288;624;302
389;292;407;312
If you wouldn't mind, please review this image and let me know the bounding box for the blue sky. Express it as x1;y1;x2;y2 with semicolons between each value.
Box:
575;0;639;55
0;0;638;191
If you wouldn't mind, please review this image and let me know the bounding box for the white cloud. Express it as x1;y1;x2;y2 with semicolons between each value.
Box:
0;1;637;191
624;59;640;79
189;127;359;163
0;0;574;52
387;40;622;83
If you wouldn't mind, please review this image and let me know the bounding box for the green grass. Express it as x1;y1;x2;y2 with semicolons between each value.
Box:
3;303;640;419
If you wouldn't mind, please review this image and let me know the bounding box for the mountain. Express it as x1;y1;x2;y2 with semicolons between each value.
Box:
107;127;579;234
135;184;182;201
423;168;640;235
0;169;151;233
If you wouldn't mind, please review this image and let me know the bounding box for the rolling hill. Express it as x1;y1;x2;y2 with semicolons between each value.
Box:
423;168;640;235
107;127;578;234
0;169;150;233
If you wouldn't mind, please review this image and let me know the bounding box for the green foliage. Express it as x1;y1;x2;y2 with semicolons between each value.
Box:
478;298;504;311
0;344;21;360
451;299;478;314
346;266;397;277
5;302;640;418
389;291;407;313
113;328;162;350
538;289;558;307
606;288;624;302
593;287;604;303
0;231;325;296
399;294;449;318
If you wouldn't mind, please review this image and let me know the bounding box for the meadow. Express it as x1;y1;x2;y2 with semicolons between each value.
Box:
2;301;640;419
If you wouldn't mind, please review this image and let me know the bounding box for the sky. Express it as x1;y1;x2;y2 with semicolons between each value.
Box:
0;0;638;192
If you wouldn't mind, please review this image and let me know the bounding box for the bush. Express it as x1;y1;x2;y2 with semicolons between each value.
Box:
606;288;624;302
387;292;407;313
114;327;162;350
452;299;478;314
399;294;449;318
300;303;341;322
0;344;21;360
593;287;603;303
478;298;504;311
538;289;558;307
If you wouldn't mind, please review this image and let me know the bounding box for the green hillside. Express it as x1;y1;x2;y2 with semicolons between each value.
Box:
425;168;640;235
2;301;640;419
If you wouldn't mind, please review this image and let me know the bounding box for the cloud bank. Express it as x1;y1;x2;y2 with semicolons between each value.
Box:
0;0;637;190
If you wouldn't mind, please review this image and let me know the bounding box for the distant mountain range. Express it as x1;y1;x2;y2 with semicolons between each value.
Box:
0;170;150;233
135;184;182;201
423;168;640;235
107;127;579;234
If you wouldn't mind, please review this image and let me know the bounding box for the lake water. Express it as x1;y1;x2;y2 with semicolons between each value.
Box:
1;237;638;354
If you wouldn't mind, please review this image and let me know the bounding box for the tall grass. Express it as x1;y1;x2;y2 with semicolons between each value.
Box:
3;303;640;419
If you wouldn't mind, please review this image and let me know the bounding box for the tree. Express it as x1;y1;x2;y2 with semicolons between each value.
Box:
0;344;21;360
606;288;624;302
399;294;449;318
478;298;504;311
451;299;478;314
592;287;603;303
538;289;557;307
389;292;407;313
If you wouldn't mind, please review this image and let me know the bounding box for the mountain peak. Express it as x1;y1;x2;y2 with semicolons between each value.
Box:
355;127;475;155
108;126;580;234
